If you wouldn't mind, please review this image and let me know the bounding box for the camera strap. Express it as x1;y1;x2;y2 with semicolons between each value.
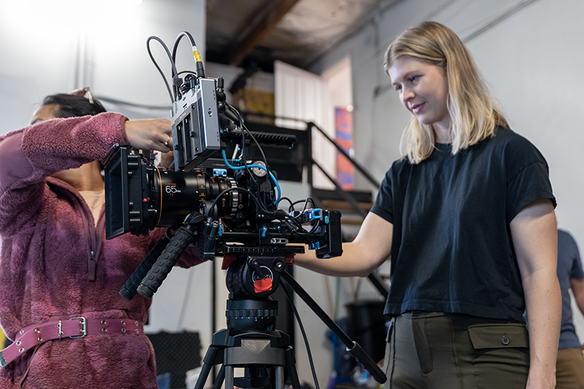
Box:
0;317;144;368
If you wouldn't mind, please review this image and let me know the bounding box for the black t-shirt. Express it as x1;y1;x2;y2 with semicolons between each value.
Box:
370;127;556;322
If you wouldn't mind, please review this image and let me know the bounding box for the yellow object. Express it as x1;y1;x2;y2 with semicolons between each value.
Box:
0;328;6;348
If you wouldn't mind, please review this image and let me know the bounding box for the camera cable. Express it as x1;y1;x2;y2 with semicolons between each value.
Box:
221;150;282;204
146;36;178;104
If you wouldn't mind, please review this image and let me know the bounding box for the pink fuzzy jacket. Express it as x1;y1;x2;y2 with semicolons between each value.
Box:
0;113;202;388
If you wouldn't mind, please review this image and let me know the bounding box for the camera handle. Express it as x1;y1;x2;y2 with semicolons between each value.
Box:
280;271;387;384
119;233;171;300
136;213;206;298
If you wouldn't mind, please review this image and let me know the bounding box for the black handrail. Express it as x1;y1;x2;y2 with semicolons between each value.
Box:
307;121;380;189
240;112;379;189
240;111;378;218
310;159;368;219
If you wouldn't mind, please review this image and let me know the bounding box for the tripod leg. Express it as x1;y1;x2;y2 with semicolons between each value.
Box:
213;365;225;389
275;366;285;389
285;347;301;389
225;366;235;389
195;346;221;389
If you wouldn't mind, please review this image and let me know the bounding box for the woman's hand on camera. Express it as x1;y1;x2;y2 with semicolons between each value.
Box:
158;150;175;169
125;118;173;152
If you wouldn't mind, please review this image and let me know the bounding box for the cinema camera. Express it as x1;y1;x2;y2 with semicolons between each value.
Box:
103;31;385;389
103;33;342;299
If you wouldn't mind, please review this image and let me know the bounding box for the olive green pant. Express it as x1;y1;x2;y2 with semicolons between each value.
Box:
383;312;530;389
556;347;584;389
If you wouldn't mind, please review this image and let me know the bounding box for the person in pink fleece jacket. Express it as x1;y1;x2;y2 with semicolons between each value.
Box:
0;91;203;388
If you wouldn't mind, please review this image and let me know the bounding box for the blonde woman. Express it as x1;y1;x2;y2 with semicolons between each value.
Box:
295;21;560;388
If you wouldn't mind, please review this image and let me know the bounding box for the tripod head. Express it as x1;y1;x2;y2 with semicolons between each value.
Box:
224;249;295;332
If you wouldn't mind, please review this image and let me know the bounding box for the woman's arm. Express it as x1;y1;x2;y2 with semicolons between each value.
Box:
1;114;173;188
510;198;560;389
294;212;393;277
0;114;174;230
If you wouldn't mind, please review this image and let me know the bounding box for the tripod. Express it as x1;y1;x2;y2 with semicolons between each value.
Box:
193;253;386;389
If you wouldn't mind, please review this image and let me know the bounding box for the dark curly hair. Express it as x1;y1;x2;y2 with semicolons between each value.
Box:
41;93;106;118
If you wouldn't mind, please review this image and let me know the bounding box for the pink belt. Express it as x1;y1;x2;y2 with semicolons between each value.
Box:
0;317;144;368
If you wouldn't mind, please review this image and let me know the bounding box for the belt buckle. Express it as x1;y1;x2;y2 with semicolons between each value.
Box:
69;317;87;338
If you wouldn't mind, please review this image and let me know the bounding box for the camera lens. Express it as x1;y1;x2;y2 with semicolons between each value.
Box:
150;168;241;229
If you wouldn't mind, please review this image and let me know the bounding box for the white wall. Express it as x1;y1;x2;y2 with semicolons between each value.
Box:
0;0;206;130
308;0;584;365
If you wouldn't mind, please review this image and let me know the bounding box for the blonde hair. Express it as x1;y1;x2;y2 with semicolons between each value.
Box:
384;21;508;164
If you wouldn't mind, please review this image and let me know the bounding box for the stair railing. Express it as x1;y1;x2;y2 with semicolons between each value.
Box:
304;121;379;222
307;121;379;189
240;112;380;219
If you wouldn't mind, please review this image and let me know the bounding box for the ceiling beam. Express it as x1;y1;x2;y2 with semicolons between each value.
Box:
229;0;301;66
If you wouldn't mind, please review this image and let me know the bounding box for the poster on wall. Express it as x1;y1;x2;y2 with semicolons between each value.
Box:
335;107;354;190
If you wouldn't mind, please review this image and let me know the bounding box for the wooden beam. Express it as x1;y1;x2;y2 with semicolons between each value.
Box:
229;0;301;66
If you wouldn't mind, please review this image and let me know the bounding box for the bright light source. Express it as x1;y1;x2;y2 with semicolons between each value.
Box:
346;104;354;112
0;0;143;33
